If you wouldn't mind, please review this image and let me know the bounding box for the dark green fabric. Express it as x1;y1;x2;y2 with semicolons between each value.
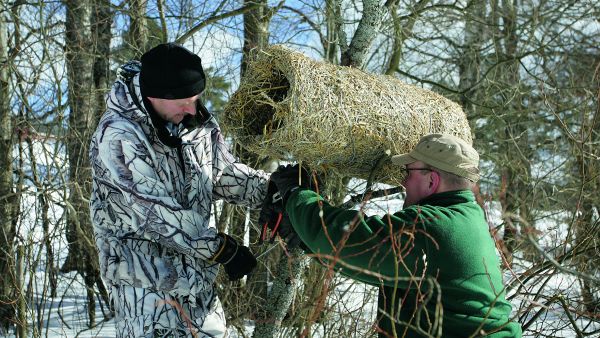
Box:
286;189;522;337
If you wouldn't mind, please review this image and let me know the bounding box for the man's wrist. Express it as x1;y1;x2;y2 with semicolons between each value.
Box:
281;186;300;206
211;233;238;264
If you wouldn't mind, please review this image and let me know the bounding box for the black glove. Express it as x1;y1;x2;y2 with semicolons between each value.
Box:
276;214;305;249
259;181;283;242
258;182;304;248
269;164;318;204
212;233;257;281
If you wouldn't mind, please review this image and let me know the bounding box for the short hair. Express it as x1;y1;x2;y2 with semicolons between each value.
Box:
425;164;475;190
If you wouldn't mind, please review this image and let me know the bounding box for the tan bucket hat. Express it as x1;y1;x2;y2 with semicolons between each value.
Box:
391;133;480;182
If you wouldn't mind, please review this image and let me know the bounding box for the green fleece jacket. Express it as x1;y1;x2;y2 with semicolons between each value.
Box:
286;188;522;337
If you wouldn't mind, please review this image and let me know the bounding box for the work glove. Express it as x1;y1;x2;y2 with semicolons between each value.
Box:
269;164;319;205
258;181;304;248
211;233;257;281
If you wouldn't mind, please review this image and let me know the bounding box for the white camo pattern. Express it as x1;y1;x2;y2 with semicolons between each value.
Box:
89;62;268;337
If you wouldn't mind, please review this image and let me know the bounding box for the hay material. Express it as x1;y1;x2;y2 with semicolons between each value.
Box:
223;45;472;186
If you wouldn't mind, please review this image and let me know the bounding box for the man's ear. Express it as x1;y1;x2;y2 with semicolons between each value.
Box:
428;170;440;193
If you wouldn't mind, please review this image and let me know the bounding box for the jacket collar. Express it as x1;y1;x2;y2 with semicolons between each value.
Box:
415;189;476;207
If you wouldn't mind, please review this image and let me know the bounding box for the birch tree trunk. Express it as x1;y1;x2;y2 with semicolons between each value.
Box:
0;0;17;332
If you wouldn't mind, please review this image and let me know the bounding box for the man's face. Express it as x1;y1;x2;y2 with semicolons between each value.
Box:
401;161;435;207
147;94;200;124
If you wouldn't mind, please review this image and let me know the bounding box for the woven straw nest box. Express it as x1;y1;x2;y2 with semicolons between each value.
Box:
222;45;472;186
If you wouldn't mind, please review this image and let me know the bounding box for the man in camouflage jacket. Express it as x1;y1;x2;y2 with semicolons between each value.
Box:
89;43;268;337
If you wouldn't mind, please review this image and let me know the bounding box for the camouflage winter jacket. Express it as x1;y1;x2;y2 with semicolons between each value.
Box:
89;62;268;305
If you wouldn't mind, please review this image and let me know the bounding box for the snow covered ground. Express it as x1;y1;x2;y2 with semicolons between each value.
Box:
6;261;598;338
3;140;599;337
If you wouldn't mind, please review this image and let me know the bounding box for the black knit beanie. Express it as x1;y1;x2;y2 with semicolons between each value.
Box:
140;43;206;99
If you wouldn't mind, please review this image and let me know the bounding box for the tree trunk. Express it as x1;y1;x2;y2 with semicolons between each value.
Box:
385;0;429;75
241;0;269;77
340;0;387;68
0;0;17;332
324;0;341;64
91;0;113;315
574;80;600;312
492;0;532;266
225;0;271;308
62;0;104;326
249;1;390;336
128;0;148;56
156;0;168;43
92;0;112;111
241;0;269;273
240;2;312;337
252;248;309;337
458;0;485;115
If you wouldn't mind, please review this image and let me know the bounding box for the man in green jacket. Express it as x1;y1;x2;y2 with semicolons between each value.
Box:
269;133;522;337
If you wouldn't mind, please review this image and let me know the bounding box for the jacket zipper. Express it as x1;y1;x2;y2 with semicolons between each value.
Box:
176;144;189;272
176;144;185;174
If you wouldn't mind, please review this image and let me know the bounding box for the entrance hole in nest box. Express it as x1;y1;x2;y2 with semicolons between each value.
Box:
246;71;290;136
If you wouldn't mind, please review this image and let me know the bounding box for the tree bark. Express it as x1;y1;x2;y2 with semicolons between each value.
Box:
233;0;270;315
252;248;309;338
128;0;148;56
491;0;532;266
574;76;600;312
91;0;113;315
324;0;341;64
0;0;17;332
458;0;485;113
241;0;269;77
239;2;312;337
62;0;104;326
340;0;387;68
156;0;168;43
385;0;429;75
249;1;391;336
92;0;112;104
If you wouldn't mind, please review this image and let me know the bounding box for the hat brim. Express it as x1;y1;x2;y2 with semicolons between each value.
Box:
391;154;416;166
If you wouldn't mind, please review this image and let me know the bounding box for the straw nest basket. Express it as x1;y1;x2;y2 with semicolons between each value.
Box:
222;45;472;186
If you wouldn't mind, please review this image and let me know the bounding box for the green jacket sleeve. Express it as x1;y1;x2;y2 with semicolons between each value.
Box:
286;189;430;288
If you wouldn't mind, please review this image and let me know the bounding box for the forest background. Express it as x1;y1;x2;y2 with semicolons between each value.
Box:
0;0;598;337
